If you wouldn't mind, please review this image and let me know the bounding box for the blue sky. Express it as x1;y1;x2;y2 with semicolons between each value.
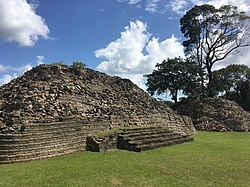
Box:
0;0;250;90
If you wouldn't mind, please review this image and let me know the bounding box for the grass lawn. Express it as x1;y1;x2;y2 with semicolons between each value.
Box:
0;131;249;187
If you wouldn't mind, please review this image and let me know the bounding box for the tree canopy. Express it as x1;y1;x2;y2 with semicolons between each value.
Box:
180;4;250;96
213;64;249;97
144;57;200;103
212;64;250;110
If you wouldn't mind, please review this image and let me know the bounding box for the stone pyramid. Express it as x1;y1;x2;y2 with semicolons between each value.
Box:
0;64;195;163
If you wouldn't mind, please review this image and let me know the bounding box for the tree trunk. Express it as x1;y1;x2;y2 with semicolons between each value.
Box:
172;90;178;103
200;72;205;98
207;66;214;97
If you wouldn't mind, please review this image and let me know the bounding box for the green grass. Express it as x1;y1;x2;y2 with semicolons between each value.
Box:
0;131;249;187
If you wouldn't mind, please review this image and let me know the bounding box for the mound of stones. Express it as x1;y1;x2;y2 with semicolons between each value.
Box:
175;98;250;132
0;64;177;134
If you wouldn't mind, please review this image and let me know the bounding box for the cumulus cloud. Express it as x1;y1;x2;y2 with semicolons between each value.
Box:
95;20;184;89
0;0;49;46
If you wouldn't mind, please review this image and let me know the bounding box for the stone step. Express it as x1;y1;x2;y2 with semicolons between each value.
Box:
0;131;83;144
116;126;194;152
120;127;164;134
26;126;82;133
139;137;194;151
0;139;83;155
0;137;83;152
127;134;187;145
120;131;178;141
119;136;193;152
0;145;81;163
120;128;171;137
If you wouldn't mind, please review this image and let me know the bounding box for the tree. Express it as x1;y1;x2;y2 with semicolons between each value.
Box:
212;64;250;111
144;57;200;103
180;4;250;96
212;64;250;98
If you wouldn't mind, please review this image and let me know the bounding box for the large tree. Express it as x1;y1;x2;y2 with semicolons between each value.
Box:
144;57;200;103
212;64;250;111
212;64;249;98
180;4;250;96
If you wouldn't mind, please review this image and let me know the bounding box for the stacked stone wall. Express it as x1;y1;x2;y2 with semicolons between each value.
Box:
0;113;195;164
176;98;250;132
0;121;110;164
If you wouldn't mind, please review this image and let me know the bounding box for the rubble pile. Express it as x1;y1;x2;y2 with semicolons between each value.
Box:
175;98;250;132
0;64;174;134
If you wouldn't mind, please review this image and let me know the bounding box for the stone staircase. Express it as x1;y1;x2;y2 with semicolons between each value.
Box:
0;121;110;164
117;127;193;152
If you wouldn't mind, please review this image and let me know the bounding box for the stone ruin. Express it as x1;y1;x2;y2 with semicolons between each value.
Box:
175;98;250;132
0;64;195;163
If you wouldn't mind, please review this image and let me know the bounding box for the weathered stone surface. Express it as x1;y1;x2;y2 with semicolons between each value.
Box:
0;64;195;163
0;64;194;135
175;98;250;132
86;127;194;152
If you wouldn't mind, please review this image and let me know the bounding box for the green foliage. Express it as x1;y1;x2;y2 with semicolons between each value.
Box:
213;64;249;96
71;61;86;69
212;64;250;111
180;4;250;96
145;57;201;103
0;132;249;187
51;61;66;66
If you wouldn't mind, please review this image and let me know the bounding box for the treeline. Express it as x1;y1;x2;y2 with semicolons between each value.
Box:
145;59;250;111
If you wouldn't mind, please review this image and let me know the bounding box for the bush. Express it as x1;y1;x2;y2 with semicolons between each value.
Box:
51;61;66;66
71;61;86;69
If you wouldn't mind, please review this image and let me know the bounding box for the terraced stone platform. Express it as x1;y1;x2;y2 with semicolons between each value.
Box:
86;127;194;152
117;127;194;152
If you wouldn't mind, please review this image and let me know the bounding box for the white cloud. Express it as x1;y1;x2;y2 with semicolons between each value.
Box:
117;0;163;13
95;20;184;89
168;0;189;14
117;0;142;5
213;48;250;70
146;0;161;13
0;74;16;85
201;0;250;12
0;63;34;86
0;64;8;72
117;0;250;14
0;0;49;47
37;55;45;65
14;64;33;74
168;0;250;14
